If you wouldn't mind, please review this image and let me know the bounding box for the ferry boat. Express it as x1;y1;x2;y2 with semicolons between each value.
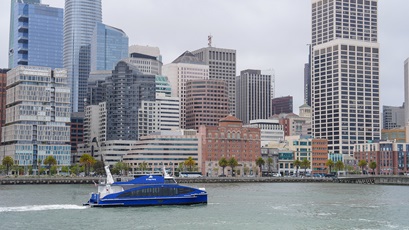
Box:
83;166;207;207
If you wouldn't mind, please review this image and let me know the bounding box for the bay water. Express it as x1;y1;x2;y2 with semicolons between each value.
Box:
0;183;408;230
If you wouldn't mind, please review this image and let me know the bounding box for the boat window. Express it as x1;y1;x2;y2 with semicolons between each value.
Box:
164;179;176;184
117;186;196;198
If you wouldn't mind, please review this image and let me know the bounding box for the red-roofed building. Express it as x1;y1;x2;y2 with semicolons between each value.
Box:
198;115;261;176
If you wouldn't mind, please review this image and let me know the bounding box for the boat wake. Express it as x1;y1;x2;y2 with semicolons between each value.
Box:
0;204;87;213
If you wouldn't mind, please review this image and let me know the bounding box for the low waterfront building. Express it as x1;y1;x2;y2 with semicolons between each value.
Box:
278;150;295;176
260;146;279;175
245;119;284;147
123;129;199;174
198;115;261;176
311;139;328;174
354;141;409;175
286;135;312;170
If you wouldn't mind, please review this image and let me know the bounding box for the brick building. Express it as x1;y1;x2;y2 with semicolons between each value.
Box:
311;139;328;174
198;115;261;176
354;141;409;175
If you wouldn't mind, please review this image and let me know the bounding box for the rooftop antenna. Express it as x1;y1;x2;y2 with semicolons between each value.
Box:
208;34;212;47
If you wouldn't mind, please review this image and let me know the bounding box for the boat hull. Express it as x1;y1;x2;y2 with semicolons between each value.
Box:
86;194;207;207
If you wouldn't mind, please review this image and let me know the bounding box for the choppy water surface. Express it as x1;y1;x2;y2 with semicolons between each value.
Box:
0;183;407;230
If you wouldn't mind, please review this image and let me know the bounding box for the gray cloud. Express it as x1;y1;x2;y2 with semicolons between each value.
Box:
1;0;408;112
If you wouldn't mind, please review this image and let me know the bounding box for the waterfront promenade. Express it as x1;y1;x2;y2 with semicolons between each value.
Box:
1;175;409;185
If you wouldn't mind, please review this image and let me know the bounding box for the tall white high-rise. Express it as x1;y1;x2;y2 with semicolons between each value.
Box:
162;51;209;129
192;46;236;115
311;0;380;155
404;58;409;124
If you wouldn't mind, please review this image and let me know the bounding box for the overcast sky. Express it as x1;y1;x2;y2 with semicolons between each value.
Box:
1;0;408;113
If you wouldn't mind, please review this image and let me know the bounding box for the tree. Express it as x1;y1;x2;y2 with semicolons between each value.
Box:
43;155;57;175
369;161;377;175
256;157;265;176
93;161;105;176
358;160;367;174
138;161;149;173
325;159;335;173
71;164;80;176
2;156;14;175
79;154;96;176
228;157;238;176
50;165;58;175
335;161;344;172
267;157;273;176
114;162;129;175
184;157;196;172
300;158;311;176
61;166;69;175
293;159;301;177
218;157;228;176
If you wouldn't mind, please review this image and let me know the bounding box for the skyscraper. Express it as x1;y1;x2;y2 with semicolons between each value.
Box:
104;61;156;141
192;46;236;115
162;51;209;129
404;58;409;124
304;45;312;106
8;0;63;69
235;69;273;124
382;105;405;130
64;0;102;112
311;0;380;155
271;96;293;115
90;22;129;72
185;79;229;130
1;66;71;169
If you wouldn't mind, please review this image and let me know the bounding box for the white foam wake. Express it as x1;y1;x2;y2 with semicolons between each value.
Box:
0;204;87;212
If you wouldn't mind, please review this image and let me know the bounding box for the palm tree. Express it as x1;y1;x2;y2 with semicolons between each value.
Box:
138;161;148;174
267;157;273;176
300;158;311;176
218;157;228;176
293;159;301;177
228;157;238;176
114;162;129;176
2;156;14;175
43;155;57;175
358;160;367;174
369;161;377;175
325;159;335;173
184;157;196;172
79;154;96;176
256;157;265;176
335;160;344;172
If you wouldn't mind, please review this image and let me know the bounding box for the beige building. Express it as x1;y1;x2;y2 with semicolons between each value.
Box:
162;51;209;129
123;130;199;174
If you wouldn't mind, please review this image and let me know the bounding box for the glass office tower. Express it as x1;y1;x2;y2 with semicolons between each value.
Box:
64;0;102;112
90;22;129;71
8;0;63;69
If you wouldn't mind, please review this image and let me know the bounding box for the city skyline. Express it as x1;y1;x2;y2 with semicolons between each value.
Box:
0;0;408;112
